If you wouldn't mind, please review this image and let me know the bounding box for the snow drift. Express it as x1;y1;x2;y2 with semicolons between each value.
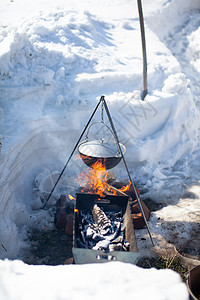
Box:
0;260;189;300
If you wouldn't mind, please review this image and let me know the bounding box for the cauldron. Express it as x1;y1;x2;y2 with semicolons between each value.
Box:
78;139;126;170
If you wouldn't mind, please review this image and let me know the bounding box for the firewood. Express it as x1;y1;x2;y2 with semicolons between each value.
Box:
104;182;131;198
65;214;73;236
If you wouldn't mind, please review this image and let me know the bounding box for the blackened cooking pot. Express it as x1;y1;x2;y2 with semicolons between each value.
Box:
78;139;126;170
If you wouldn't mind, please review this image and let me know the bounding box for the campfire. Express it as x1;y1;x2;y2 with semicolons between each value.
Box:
77;160;132;197
55;159;150;230
54;160;150;264
49;96;152;263
74;162;149;258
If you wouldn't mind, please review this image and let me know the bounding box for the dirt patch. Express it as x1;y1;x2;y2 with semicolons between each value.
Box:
143;197;164;211
23;228;73;265
137;255;189;281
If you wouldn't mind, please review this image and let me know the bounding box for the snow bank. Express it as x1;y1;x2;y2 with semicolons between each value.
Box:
0;11;99;86
187;26;200;73
147;0;200;110
106;74;199;167
0;259;189;300
147;0;200;40
0;4;200;259
0;127;82;259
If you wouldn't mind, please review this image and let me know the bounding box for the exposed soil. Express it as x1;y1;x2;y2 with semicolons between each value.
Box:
136;255;189;282
23;228;73;265
142;197;165;211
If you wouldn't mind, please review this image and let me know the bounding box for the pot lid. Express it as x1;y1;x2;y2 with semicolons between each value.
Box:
78;139;125;158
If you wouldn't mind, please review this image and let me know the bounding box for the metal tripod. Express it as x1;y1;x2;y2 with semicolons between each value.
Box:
42;95;154;246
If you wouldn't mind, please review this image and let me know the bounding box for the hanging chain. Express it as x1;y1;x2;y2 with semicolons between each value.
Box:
101;100;104;123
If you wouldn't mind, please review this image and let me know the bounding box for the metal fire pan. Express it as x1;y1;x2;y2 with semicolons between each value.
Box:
72;193;140;264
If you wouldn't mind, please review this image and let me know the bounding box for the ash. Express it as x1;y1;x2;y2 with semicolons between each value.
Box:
77;204;130;252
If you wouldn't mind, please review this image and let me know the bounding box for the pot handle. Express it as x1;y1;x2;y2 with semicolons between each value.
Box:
85;121;121;154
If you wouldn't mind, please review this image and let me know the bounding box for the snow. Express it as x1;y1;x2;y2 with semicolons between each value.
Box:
0;260;188;300
0;0;200;299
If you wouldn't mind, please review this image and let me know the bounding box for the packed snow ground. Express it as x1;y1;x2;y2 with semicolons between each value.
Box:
0;0;200;299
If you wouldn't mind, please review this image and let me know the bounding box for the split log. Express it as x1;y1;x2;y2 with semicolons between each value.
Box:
65;214;73;236
110;181;140;200
55;195;74;236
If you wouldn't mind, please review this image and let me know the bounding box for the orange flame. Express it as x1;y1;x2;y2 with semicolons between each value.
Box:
68;194;75;200
78;161;107;197
78;161;131;197
118;181;132;193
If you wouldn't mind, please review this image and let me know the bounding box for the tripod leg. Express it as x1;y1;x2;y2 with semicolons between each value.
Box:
102;96;154;246
42;97;103;209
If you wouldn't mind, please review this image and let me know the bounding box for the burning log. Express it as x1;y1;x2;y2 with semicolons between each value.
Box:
109;180;140;199
104;181;130;196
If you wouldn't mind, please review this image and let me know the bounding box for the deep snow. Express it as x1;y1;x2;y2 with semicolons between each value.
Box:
0;0;200;299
